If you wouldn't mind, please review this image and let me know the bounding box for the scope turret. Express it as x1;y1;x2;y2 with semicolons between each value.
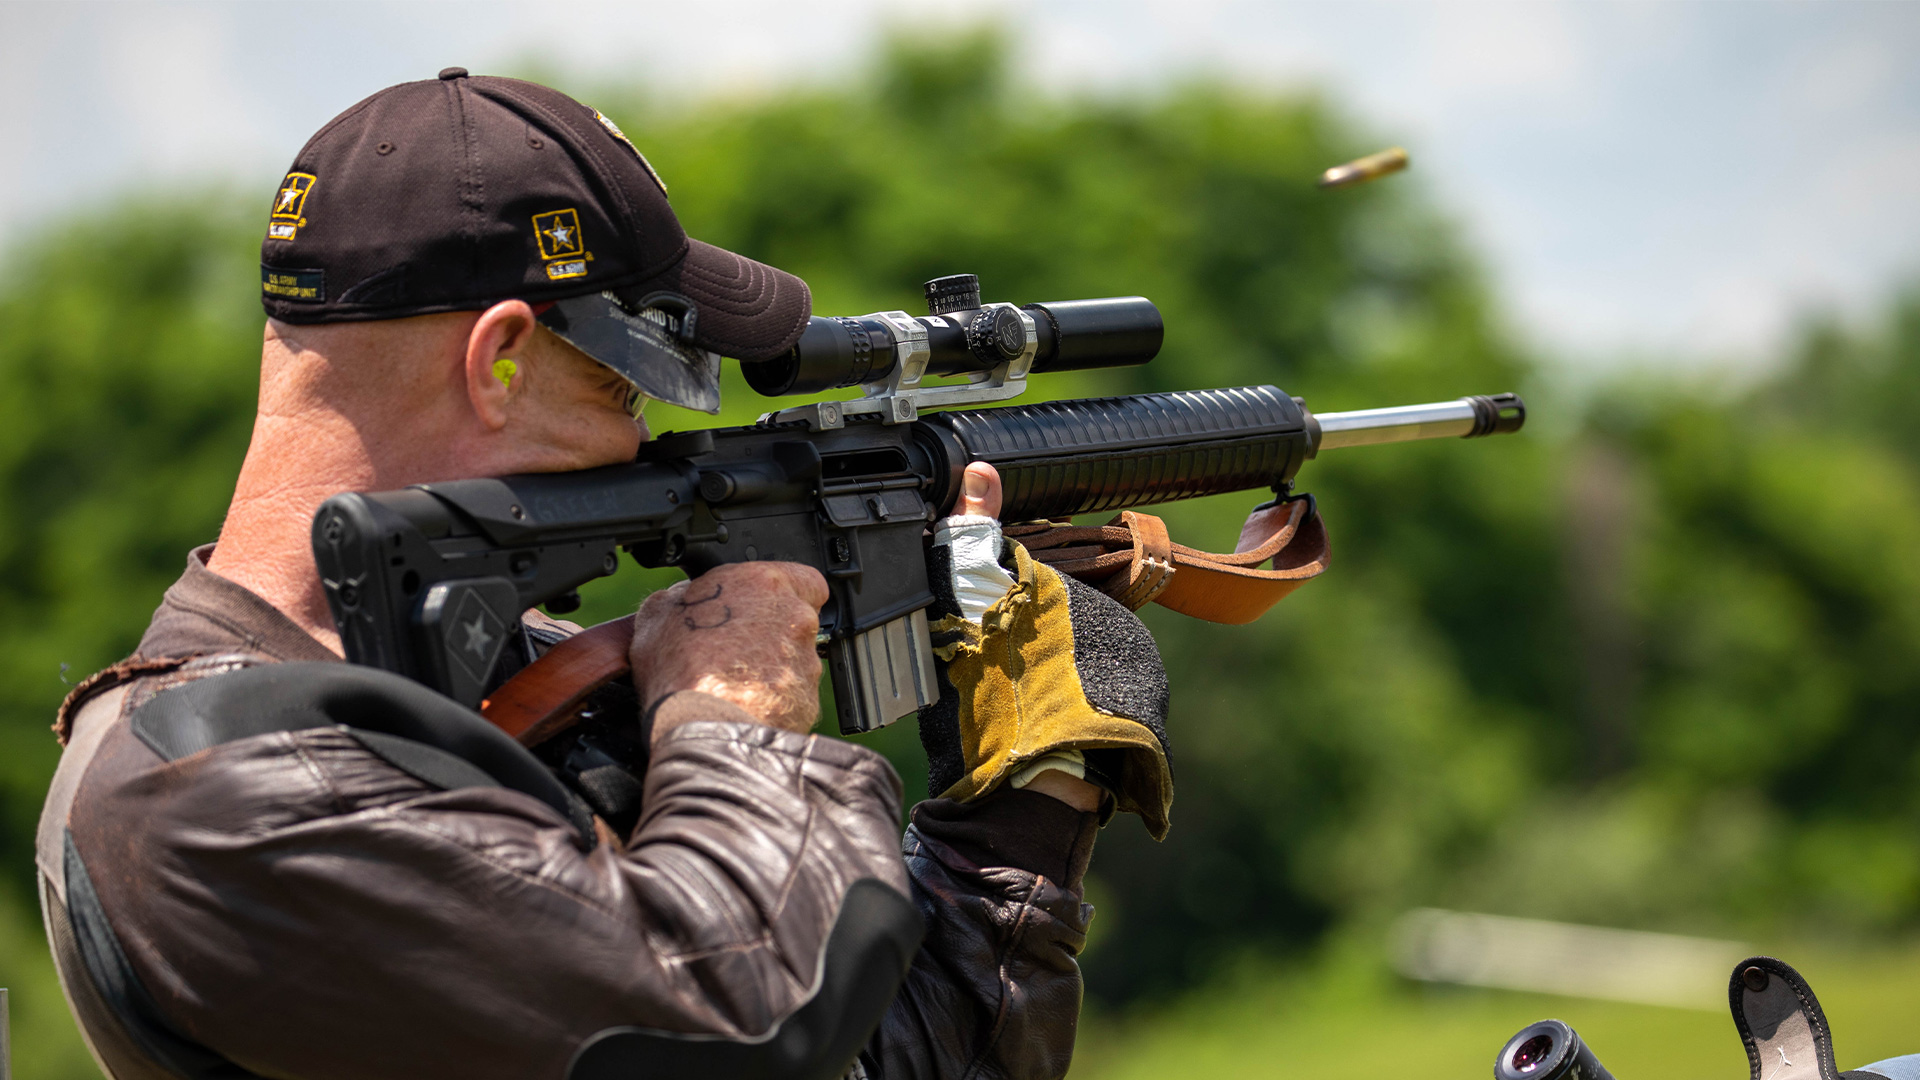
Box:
741;274;1163;397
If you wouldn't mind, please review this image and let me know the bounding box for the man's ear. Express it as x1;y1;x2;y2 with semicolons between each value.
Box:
465;300;540;430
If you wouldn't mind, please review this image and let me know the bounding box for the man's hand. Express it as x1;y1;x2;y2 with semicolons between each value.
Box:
629;562;829;742
953;460;1001;519
938;463;1105;814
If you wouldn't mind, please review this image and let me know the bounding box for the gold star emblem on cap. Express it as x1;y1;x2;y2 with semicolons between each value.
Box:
270;172;316;221
532;208;586;260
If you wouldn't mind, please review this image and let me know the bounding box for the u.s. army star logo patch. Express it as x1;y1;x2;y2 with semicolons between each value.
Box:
266;172;316;241
532;208;592;280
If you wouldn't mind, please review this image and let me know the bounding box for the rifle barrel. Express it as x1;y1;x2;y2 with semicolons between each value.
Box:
1312;393;1524;452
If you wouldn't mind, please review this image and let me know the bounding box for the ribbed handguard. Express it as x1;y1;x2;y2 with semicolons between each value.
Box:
918;385;1313;522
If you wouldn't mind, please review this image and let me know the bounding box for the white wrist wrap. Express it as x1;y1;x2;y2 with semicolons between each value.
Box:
931;514;1017;626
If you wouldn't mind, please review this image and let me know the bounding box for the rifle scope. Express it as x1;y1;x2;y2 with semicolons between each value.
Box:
742;274;1162;397
1495;1021;1615;1080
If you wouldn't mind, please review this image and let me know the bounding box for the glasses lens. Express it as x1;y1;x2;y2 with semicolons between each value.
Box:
626;386;649;419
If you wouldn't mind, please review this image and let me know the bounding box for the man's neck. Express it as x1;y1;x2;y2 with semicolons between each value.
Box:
207;318;496;654
206;411;386;656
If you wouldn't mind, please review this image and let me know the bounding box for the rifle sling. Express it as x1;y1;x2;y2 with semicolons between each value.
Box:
481;503;1326;745
1008;496;1330;625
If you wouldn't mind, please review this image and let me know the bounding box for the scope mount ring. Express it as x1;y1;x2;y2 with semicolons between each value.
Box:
765;304;1039;431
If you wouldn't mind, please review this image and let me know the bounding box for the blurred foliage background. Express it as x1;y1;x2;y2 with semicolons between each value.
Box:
3;29;1918;1078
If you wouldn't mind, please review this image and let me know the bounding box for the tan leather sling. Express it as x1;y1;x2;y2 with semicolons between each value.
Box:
1006;497;1329;625
480;501;1329;744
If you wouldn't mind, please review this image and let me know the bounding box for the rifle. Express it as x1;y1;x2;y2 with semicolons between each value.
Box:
312;274;1525;736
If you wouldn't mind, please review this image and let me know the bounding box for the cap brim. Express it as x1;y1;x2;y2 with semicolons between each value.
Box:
537;294;723;414
614;239;812;363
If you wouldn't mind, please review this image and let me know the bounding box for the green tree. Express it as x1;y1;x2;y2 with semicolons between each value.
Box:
1447;296;1920;935
0;198;265;887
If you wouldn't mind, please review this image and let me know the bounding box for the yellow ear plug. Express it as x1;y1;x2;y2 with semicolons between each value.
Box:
493;358;518;387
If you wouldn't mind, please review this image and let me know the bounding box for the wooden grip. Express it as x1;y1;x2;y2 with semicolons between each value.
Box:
480;615;635;745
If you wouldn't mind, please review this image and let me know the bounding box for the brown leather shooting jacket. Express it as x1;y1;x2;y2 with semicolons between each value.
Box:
37;548;1099;1080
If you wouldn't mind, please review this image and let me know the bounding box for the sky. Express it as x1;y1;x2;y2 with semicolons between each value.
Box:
2;1;1916;369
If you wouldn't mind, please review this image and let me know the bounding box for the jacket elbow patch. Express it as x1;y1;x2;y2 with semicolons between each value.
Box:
567;878;922;1080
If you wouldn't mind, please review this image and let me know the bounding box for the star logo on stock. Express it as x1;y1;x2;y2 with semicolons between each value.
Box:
446;588;508;688
462;613;496;658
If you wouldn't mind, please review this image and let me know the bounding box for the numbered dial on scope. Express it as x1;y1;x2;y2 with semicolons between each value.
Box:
966;306;1028;365
924;274;983;315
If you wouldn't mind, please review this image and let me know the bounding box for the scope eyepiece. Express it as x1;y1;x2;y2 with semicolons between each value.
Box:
740;274;1164;398
1495;1021;1615;1080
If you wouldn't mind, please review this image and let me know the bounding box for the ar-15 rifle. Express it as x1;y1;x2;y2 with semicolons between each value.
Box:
312;273;1524;736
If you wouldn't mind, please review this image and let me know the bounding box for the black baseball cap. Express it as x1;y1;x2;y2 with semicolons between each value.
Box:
259;67;810;413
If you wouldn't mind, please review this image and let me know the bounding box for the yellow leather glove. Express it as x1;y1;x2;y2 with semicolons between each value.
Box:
919;514;1175;839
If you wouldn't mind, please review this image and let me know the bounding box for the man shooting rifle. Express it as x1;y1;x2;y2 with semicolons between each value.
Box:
38;70;1157;1080
37;67;1528;1080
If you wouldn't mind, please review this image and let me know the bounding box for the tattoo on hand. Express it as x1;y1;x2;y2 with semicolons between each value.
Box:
676;582;734;630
